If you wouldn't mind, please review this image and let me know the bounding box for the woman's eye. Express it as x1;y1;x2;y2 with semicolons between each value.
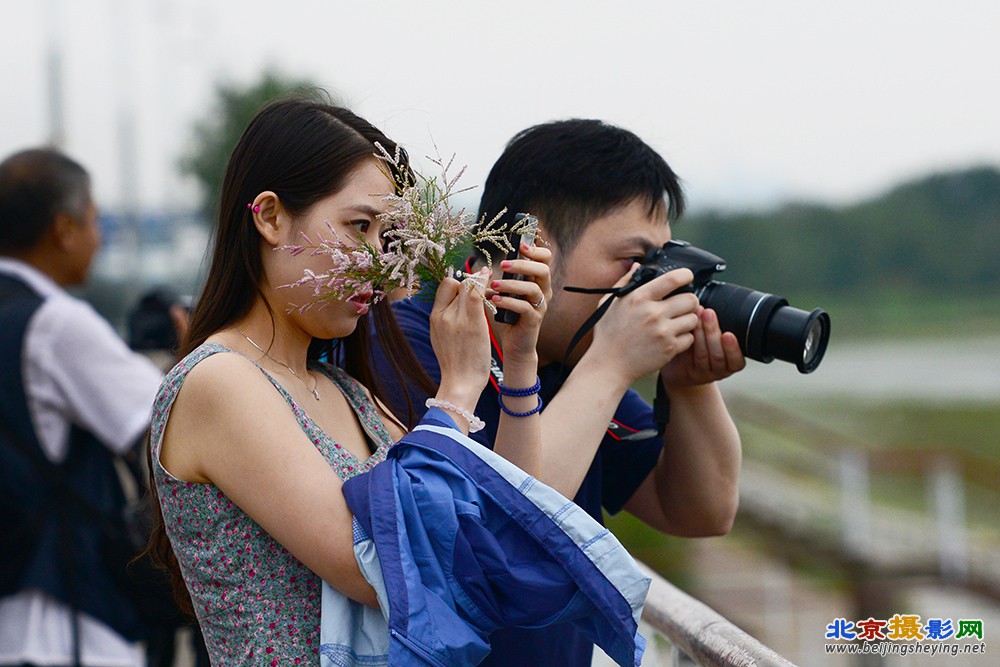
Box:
350;220;371;235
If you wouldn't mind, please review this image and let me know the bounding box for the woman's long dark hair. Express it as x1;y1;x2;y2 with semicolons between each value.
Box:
146;94;435;615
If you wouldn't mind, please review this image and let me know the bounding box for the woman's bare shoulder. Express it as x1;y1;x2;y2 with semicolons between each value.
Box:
180;350;264;397
170;350;294;429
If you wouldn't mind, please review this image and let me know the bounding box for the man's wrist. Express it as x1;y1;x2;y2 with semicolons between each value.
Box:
660;376;719;403
572;351;632;396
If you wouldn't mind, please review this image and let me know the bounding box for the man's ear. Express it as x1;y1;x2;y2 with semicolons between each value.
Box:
49;212;78;252
249;191;291;246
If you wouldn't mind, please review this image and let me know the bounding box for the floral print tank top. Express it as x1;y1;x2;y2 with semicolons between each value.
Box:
149;343;393;665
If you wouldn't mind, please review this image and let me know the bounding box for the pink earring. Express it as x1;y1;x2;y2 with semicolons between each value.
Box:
246;203;260;212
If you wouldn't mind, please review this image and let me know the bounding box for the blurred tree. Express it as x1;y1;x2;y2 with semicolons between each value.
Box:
681;165;1000;300
180;71;331;223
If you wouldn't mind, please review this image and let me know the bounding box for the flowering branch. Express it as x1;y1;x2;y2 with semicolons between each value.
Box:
278;222;394;312
278;145;539;313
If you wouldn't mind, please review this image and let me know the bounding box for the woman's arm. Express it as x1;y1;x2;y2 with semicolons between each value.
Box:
489;244;552;479
428;272;494;435
160;352;379;606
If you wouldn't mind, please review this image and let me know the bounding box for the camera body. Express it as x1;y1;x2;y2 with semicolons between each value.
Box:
127;288;189;353
624;240;830;373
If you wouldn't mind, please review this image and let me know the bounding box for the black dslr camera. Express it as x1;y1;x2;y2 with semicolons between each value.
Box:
127;288;190;353
621;240;830;373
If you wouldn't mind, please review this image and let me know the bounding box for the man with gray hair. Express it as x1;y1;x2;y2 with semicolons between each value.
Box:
0;148;165;667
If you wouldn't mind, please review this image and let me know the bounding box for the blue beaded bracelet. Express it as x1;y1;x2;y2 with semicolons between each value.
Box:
498;394;543;417
496;376;542;397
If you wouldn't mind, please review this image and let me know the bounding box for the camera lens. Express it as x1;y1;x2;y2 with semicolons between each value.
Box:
803;314;826;366
697;281;830;374
766;303;831;373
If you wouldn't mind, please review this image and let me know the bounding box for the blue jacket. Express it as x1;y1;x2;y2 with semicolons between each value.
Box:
373;293;665;667
320;409;649;667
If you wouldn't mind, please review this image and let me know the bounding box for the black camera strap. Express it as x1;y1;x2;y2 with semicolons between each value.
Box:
560;285;672;433
560;269;682;366
559;285;618;371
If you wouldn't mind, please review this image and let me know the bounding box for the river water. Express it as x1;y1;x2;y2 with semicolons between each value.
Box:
720;336;1000;402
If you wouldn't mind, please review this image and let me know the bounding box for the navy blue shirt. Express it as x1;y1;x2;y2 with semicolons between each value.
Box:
373;295;663;667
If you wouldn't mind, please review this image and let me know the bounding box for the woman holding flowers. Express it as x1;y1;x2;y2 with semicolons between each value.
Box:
145;96;551;664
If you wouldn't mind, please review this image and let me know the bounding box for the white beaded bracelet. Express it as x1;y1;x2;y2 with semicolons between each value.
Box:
425;398;485;433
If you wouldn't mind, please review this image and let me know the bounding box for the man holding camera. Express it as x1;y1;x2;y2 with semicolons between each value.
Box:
376;119;746;666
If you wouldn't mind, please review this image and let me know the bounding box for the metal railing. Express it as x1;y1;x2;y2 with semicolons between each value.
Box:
726;392;1000;600
633;561;798;667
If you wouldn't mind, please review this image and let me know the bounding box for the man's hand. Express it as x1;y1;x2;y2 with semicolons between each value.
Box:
587;264;700;387
660;306;746;388
170;304;190;347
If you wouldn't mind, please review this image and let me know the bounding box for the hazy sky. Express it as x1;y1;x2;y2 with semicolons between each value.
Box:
4;0;999;214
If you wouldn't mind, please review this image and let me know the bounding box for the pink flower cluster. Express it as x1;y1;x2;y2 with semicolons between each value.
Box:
278;221;390;312
278;145;532;313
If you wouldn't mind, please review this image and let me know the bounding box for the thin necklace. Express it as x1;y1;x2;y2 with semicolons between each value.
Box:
235;327;320;401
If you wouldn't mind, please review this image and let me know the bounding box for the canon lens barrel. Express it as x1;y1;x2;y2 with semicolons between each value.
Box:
696;281;831;373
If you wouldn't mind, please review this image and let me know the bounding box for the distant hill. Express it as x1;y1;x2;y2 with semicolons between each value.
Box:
676;166;1000;302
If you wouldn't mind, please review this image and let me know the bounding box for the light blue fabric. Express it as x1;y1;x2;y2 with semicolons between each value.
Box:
320;410;649;667
318;553;389;667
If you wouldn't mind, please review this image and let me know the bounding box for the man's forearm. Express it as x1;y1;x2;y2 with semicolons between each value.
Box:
533;354;631;499
654;382;741;535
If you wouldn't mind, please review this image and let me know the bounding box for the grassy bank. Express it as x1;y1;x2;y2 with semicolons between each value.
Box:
607;341;1000;585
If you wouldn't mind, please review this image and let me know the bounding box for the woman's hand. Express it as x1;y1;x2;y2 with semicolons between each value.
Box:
487;244;550;477
489;242;552;363
429;268;492;424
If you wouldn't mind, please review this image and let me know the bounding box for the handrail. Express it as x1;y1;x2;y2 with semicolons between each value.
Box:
726;390;1000;594
726;392;1000;495
636;561;798;667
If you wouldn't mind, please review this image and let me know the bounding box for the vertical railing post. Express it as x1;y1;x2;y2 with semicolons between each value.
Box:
929;457;968;582
839;449;871;556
